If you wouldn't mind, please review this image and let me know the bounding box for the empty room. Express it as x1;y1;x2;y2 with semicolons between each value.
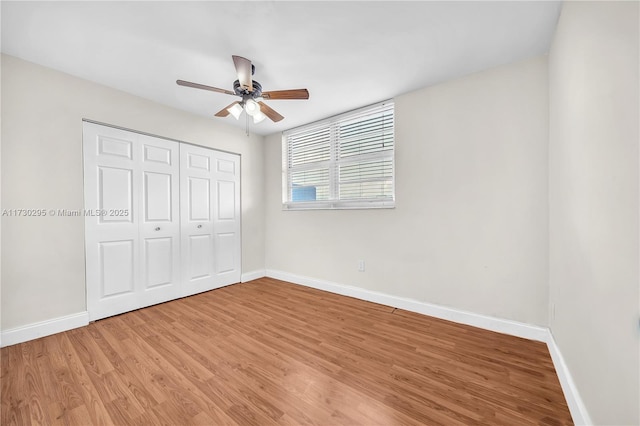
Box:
1;1;638;425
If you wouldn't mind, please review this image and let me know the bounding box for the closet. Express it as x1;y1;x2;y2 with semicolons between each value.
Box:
83;122;240;321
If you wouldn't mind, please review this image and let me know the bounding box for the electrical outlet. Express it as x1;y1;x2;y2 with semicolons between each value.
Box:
358;260;365;272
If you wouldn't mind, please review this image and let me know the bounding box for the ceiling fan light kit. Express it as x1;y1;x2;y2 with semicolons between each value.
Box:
244;98;260;116
227;103;243;120
177;55;309;134
252;110;267;124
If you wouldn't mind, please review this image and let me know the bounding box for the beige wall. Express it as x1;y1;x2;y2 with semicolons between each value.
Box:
549;2;639;424
1;55;265;330
265;56;549;326
0;54;3;340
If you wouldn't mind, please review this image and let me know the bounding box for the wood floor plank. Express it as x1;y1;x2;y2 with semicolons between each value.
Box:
1;278;573;425
56;334;113;425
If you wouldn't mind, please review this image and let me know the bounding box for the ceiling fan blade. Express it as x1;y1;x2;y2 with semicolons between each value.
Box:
258;101;284;122
262;89;309;100
177;79;235;96
214;101;240;117
232;55;253;92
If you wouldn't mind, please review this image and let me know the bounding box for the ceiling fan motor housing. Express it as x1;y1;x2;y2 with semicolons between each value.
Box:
233;79;263;99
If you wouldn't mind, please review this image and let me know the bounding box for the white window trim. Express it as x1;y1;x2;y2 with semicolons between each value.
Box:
282;100;395;210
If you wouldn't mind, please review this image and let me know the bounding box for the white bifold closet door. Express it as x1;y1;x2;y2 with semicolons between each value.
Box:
180;144;241;296
83;122;240;321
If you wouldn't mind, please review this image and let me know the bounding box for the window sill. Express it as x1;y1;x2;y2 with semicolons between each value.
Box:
282;201;395;211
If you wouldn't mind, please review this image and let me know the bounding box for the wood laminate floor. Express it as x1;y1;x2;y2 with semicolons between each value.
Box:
1;278;572;425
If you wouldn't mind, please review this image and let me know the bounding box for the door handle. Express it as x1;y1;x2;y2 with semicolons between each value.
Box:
197;224;202;229
155;227;161;231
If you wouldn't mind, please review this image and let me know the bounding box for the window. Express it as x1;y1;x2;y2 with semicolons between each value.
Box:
283;100;395;210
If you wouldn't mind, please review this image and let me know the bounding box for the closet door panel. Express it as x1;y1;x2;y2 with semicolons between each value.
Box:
144;172;172;221
212;151;241;282
144;237;174;287
139;134;181;306
98;167;134;222
188;234;214;279
180;144;217;296
215;233;236;274
217;180;236;220
100;240;135;296
84;123;140;321
188;177;211;221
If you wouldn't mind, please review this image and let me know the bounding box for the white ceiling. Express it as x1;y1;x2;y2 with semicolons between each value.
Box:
1;1;562;136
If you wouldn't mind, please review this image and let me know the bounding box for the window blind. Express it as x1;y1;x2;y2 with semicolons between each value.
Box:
283;101;394;209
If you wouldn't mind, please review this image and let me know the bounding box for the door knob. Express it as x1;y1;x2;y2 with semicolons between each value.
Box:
155;227;161;231
197;224;202;229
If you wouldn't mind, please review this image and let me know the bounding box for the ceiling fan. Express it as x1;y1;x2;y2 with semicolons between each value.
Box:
177;55;309;124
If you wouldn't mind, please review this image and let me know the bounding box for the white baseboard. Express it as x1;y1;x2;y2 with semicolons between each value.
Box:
546;332;593;425
241;269;266;282
265;269;548;342
1;311;89;348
